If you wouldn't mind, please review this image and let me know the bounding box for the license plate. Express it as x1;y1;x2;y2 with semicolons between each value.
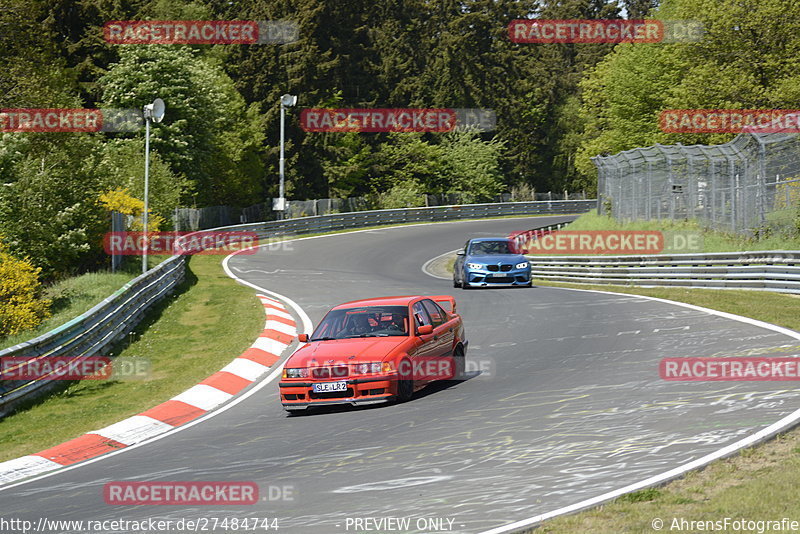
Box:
312;381;348;393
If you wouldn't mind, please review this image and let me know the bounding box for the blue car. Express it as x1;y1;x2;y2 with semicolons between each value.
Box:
453;237;532;289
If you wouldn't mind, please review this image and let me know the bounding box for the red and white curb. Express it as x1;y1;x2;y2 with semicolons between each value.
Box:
0;294;295;486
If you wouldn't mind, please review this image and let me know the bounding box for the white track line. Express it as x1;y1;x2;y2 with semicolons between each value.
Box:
472;285;800;533
0;216;568;492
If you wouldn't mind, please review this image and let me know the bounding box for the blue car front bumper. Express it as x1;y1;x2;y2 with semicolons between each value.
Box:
464;267;531;287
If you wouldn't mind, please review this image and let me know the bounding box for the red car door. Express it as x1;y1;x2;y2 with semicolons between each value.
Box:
408;301;440;383
421;299;457;379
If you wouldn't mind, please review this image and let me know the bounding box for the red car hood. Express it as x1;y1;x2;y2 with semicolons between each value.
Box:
286;337;408;367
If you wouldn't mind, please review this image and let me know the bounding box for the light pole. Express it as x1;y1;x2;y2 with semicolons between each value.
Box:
142;98;165;274
277;93;297;220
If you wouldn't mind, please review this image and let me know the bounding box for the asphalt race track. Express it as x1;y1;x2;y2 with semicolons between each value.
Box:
3;215;800;534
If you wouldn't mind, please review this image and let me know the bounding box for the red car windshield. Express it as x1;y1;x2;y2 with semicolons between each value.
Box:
310;306;410;340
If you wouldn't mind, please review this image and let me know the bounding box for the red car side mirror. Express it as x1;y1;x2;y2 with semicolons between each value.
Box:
297;333;309;342
417;324;433;336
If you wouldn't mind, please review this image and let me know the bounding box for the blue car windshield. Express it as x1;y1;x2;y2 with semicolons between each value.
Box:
310;306;410;340
469;240;512;255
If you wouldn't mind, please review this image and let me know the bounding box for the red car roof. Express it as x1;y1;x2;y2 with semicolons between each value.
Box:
332;295;421;309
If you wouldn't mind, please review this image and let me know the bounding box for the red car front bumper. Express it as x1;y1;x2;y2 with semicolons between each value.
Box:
279;374;397;411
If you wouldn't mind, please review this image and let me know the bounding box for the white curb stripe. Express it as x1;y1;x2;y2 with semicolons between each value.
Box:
0;456;62;484
171;385;233;411
265;319;297;336
252;337;288;356
221;358;270;382
265;308;293;321
257;294;282;306
93;415;175;447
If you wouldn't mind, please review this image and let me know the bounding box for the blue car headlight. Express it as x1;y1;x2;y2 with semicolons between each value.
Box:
516;262;529;269
467;262;483;269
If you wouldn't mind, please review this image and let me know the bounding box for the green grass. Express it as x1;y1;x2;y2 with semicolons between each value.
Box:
435;212;800;531
0;256;167;351
0;254;263;462
565;211;800;252
535;281;800;332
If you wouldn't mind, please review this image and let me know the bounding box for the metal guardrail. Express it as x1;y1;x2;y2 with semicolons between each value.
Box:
527;251;800;294
0;200;594;417
215;200;595;237
0;256;186;417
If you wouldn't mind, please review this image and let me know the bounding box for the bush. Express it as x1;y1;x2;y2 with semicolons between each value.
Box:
376;179;426;209
0;238;51;337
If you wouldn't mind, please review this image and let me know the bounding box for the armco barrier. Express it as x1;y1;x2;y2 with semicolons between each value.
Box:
528;251;800;294
0;200;595;417
0;256;186;417
213;200;596;237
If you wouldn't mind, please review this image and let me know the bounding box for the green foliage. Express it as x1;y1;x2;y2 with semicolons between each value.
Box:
371;133;447;195
99;139;187;224
0;135;109;279
0;238;51;337
576;0;800;185
440;130;505;203
375;179;426;209
99;45;266;206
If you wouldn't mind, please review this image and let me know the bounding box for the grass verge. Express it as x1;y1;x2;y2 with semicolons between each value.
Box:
0;256;165;351
564;211;800;252
0;254;263;462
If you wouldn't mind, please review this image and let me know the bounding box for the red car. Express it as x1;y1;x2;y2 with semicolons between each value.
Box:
279;295;467;412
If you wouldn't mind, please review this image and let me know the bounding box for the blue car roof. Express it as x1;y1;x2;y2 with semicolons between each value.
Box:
469;237;510;242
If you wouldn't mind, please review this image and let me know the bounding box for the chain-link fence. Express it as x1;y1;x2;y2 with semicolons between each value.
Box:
593;131;800;234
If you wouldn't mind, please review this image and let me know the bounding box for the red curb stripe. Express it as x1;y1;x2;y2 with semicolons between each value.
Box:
262;303;287;314
266;314;296;327
240;348;280;367
261;329;294;344
140;400;206;427
200;371;252;395
35;433;127;465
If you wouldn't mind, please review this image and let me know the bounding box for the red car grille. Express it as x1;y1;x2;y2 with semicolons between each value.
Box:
311;365;350;379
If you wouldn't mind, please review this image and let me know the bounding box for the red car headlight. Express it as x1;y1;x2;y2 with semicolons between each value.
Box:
352;362;383;375
283;368;308;379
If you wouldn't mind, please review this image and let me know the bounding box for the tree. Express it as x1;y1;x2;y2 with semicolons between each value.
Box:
0;134;109;279
99;45;266;206
574;0;800;188
440;129;505;203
